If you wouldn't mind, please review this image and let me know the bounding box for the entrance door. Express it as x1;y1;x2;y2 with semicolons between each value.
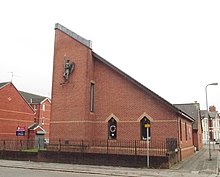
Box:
35;134;45;149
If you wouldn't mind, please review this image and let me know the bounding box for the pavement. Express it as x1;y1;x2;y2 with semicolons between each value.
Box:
171;144;219;175
0;144;219;177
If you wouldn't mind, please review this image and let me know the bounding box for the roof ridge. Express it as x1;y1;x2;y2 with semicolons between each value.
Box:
174;103;198;106
0;82;10;89
19;91;49;104
19;91;46;98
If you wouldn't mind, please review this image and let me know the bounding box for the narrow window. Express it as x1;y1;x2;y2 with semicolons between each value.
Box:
42;118;45;125
180;119;182;141
42;104;46;111
185;122;187;141
108;118;117;140
140;117;151;140
90;83;95;112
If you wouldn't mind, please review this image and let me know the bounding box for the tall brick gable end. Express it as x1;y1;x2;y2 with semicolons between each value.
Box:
50;24;195;161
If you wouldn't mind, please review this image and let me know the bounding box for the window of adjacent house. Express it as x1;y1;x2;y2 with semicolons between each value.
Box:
185;122;188;141
140;117;151;140
42;104;46;111
90;83;95;112
33;105;37;111
180;119;182;141
42;118;45;125
108;118;117;140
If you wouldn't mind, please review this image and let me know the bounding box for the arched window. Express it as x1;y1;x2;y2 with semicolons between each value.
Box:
140;117;151;140
108;118;117;140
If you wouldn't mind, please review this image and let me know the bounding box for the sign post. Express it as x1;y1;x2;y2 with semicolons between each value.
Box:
144;123;150;168
16;126;25;136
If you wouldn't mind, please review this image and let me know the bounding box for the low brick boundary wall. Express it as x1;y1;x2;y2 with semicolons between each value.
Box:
0;150;174;168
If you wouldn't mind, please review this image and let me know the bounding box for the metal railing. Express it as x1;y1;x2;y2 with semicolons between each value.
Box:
0;139;47;151
0;138;177;156
48;138;177;156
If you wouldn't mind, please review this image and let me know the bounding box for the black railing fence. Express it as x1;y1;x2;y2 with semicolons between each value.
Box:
0;139;47;151
0;138;177;157
48;138;177;156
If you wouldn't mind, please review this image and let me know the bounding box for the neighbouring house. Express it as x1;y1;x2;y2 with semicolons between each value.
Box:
49;23;195;167
0;82;35;141
20;91;51;142
174;102;203;151
201;106;220;144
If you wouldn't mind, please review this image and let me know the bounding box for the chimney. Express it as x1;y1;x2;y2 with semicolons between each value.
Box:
209;105;216;112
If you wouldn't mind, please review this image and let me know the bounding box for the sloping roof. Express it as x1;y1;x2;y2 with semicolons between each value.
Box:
28;123;46;134
19;91;47;104
28;123;39;130
92;52;194;122
200;110;208;118
200;110;219;119
0;82;9;88
0;82;35;113
0;82;49;104
174;103;200;129
55;23;194;122
209;111;218;119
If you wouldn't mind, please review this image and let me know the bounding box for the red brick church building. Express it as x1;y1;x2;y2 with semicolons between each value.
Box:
50;23;195;163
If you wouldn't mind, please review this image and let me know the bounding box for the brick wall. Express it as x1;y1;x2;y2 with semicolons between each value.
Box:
91;58;179;142
50;29;93;140
0;83;35;139
39;99;51;140
50;26;195;161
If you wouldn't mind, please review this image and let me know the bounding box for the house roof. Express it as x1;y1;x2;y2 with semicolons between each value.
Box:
28;123;39;130
28;123;46;134
174;103;200;129
0;82;35;113
55;23;194;123
200;110;219;119
209;111;219;119
200;110;208;118
0;82;50;104
0;82;9;88
19;91;49;104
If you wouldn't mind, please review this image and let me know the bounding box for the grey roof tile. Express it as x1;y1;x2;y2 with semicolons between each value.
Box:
0;82;9;88
19;91;46;104
174;103;200;129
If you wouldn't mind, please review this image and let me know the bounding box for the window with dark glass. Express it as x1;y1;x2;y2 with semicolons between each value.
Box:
185;122;188;140
108;118;117;140
140;117;151;140
180;119;182;141
90;83;94;112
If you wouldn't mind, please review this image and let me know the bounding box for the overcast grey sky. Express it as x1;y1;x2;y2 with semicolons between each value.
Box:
0;0;220;110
